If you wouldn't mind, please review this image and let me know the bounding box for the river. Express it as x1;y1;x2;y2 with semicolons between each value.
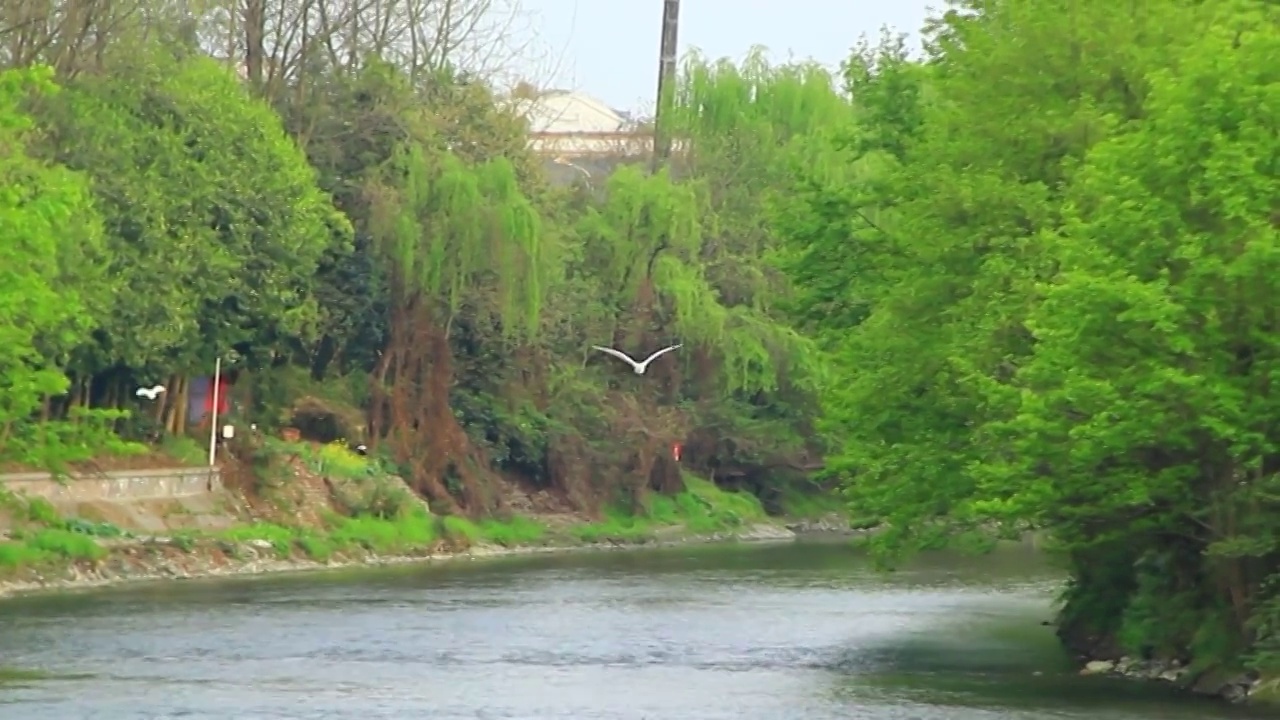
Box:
0;539;1270;719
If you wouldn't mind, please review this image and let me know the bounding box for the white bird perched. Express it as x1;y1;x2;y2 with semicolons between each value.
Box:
591;344;683;375
135;385;166;400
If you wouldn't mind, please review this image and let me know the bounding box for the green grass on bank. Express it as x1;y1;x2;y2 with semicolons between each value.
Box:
569;475;768;543
0;527;108;567
167;472;770;562
778;484;846;519
0;439;796;573
0;491;118;568
775;481;880;530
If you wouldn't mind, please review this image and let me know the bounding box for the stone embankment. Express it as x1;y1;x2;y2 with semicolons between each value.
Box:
1078;655;1274;705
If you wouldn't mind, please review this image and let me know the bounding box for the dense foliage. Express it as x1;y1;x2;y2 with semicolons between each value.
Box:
0;6;825;520
3;0;1279;683
770;0;1280;680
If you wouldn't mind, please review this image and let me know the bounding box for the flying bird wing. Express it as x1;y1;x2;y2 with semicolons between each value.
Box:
591;345;641;369
638;344;683;369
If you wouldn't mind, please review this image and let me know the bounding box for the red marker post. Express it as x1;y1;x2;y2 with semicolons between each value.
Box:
672;443;682;462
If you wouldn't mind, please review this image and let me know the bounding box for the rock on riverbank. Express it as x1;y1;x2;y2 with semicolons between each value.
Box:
1058;614;1275;706
783;513;852;534
0;522;796;600
1078;655;1268;704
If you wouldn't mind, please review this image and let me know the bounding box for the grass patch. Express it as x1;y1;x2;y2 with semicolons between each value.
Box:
296;534;335;562
24;497;61;525
327;508;437;553
220;523;298;558
440;515;482;544
0;527;108;569
196;507;442;560
0;542;51;567
297;441;375;480
778;485;847;519
2;493;129;539
23;528;108;560
848;514;881;530
776;481;879;529
569;510;655;543
675;475;767;532
478;515;547;546
569;474;768;542
160;435;207;466
431;514;548;548
1252;676;1280;704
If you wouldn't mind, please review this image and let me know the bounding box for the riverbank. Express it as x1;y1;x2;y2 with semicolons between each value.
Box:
1076;656;1263;703
1077;654;1280;708
0;439;840;600
1066;626;1279;707
0;519;800;600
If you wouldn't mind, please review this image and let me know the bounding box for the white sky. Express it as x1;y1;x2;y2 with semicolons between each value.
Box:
510;0;939;112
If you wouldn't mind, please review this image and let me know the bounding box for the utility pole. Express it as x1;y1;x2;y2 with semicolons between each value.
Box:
651;0;680;173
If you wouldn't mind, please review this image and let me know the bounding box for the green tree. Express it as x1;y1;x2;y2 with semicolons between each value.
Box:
977;2;1280;666
366;144;547;513
776;0;1280;677
0;65;118;465
776;0;1206;555
31;50;350;431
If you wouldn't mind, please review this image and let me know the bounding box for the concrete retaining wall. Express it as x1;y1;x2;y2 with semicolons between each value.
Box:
0;466;223;503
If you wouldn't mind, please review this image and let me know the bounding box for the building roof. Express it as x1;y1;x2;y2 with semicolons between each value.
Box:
509;88;634;135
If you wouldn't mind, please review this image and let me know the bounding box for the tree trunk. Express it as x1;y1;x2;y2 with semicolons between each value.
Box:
649;452;686;495
157;373;176;430
175;375;190;436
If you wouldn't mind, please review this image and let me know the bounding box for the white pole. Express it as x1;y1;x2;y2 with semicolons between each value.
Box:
207;357;221;466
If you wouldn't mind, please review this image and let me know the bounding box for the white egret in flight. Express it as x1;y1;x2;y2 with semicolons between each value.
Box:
591;345;683;375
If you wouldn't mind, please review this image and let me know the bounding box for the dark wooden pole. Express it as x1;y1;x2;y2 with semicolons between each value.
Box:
651;0;680;173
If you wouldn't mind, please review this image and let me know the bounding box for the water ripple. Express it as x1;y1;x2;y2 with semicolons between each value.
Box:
0;542;1258;720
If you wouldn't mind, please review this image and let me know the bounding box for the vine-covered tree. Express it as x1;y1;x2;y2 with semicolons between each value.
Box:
367;144;544;513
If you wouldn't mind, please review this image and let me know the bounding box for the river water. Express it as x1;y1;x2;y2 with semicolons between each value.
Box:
0;539;1271;719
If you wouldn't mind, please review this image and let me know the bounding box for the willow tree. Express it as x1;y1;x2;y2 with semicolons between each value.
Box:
366;143;544;514
545;157;824;509
669;47;848;320
639;48;844;493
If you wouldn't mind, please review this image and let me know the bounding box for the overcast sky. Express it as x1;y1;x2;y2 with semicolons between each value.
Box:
513;0;938;112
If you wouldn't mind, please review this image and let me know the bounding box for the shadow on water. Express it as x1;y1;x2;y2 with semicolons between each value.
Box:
833;600;1270;719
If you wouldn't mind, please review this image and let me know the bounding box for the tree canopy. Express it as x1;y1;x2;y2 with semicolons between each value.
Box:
770;0;1280;679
